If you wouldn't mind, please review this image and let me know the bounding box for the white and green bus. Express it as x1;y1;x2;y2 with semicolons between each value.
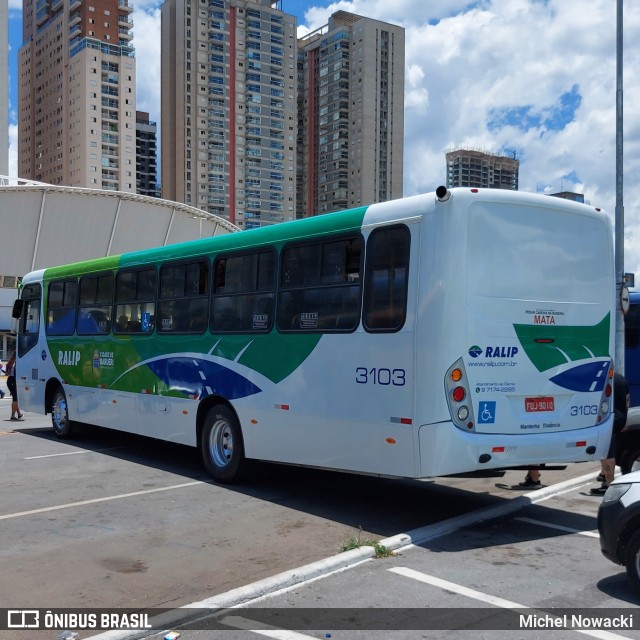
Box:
13;187;616;482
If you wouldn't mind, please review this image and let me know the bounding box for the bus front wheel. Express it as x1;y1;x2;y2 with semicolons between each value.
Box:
51;387;73;439
201;404;245;483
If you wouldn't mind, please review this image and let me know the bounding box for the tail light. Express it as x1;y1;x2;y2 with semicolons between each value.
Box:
597;364;614;424
445;358;475;431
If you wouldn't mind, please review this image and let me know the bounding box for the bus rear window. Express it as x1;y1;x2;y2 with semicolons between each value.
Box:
468;204;612;302
363;225;410;332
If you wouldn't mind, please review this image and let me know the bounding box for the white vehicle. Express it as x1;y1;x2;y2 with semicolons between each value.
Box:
13;187;615;482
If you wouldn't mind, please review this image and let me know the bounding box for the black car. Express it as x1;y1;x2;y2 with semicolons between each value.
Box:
597;470;640;591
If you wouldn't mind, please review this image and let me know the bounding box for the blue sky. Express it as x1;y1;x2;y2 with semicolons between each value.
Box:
8;0;640;279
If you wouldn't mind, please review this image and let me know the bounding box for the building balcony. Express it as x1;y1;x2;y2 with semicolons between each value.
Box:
68;11;81;26
118;0;133;12
118;28;133;41
36;7;50;26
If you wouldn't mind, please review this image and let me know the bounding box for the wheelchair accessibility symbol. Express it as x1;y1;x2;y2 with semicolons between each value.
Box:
478;401;496;424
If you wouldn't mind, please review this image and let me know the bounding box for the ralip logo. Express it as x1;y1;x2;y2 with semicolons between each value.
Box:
468;345;482;358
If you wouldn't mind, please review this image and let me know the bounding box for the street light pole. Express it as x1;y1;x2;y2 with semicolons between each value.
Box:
615;0;625;373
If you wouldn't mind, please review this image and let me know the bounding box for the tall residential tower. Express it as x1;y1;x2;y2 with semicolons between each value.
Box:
161;0;297;229
136;110;159;197
297;11;404;217
19;0;136;190
446;149;519;191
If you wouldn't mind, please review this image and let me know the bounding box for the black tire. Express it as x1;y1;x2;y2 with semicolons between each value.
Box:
51;387;73;439
625;529;640;593
201;404;245;483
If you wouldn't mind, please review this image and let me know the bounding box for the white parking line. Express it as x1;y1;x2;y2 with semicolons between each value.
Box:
0;480;204;521
220;616;319;639
390;567;630;640
516;516;600;538
26;447;122;459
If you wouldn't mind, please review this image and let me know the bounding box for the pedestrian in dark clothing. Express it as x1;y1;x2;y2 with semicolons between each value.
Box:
591;372;629;495
6;351;23;421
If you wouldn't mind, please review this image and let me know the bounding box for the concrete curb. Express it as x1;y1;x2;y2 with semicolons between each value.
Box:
85;470;597;640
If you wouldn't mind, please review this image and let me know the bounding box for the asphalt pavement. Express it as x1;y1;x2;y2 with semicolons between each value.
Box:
83;459;605;640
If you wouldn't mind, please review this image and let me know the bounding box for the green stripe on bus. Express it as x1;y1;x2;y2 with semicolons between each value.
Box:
44;255;121;280
514;313;610;372
120;206;369;268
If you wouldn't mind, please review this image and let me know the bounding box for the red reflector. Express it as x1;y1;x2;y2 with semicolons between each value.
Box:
492;446;505;453
575;441;587;447
605;384;612;398
534;338;555;344
400;417;412;425
275;404;290;411
470;188;478;193
452;387;465;402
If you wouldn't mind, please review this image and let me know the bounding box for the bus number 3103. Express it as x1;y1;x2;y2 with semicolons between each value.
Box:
355;367;406;386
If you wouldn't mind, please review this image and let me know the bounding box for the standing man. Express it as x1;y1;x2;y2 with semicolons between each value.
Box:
591;372;629;495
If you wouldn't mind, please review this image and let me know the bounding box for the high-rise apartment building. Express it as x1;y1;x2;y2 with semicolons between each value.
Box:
0;0;8;176
446;149;519;191
136;110;159;197
161;0;297;229
297;11;404;217
18;0;136;190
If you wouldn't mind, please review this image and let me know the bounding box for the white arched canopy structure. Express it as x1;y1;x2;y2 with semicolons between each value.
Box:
0;178;240;355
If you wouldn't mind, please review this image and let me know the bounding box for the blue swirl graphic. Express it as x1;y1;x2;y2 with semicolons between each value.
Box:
146;356;261;400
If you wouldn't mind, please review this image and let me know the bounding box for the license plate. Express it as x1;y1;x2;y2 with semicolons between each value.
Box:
525;396;555;412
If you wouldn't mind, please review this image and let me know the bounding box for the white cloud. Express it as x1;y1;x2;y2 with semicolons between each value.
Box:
297;0;640;282
10;0;640;283
133;7;162;117
8;124;17;178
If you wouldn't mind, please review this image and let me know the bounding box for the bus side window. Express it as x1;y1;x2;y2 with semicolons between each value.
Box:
114;268;157;334
211;249;276;333
277;236;362;333
158;259;209;334
46;279;77;336
363;225;410;332
78;274;113;335
626;303;640;349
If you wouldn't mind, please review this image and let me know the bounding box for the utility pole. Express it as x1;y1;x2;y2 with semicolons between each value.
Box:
615;0;625;373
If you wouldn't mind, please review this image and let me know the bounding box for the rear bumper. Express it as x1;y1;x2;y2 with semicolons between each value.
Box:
418;416;613;477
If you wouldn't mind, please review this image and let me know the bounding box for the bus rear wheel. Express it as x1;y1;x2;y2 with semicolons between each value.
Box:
201;404;245;483
51;387;73;439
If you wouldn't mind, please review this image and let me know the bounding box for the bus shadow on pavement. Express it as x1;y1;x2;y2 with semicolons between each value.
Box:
14;422;528;539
